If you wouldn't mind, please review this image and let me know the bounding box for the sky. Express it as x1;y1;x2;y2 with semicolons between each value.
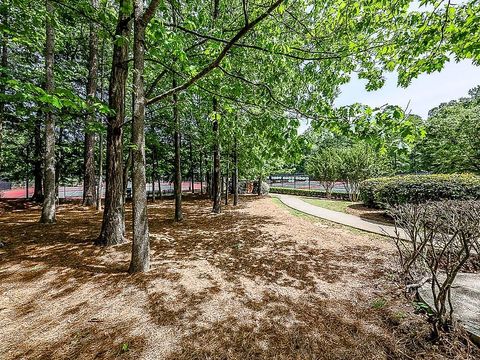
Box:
334;60;480;119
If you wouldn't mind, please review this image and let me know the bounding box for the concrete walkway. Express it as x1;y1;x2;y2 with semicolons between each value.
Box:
274;194;407;239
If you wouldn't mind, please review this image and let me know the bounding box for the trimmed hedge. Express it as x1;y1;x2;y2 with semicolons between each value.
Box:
270;187;350;201
360;173;480;208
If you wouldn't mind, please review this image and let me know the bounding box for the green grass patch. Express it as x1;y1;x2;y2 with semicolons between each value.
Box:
270;197;320;222
301;197;354;213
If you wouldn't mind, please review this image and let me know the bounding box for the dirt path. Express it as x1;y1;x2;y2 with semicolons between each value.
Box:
0;196;476;359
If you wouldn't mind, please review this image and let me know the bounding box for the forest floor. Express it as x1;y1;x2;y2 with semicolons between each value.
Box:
0;195;478;359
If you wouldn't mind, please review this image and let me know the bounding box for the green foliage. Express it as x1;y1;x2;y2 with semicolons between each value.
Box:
306;147;340;197
270;187;350;201
414;88;480;174
337;142;386;201
360;173;480;208
371;298;387;309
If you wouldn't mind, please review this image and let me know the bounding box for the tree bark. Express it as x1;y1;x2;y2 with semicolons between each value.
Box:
206;163;211;198
257;174;262;196
199;152;203;195
0;10;7;168
82;0;99;207
233;137;239;206
123;149;132;197
224;157;229;205
33;117;43;201
96;133;103;211
189;137;194;193
97;0;131;245
129;0;150;273
173;77;183;221
40;0;56;224
212;97;221;213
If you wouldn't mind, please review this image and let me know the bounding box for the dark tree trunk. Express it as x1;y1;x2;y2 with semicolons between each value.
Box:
212;98;221;213
206;164;211;198
129;0;152;273
151;176;155;201
199;152;203;195
96;132;103;211
173;78;183;221
224;158;229;205
55;126;64;196
233;138;239;206
0;8;7;167
123;149;132;197
257;175;262;196
82;0;99;207
189;138;194;193
97;0;131;245
33;118;43;201
40;0;56;224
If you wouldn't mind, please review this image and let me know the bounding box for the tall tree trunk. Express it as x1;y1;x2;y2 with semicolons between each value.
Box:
129;0;151;273
96;133;103;211
257;174;262;196
233;137;239;206
212;98;221;213
0;8;7;168
33;117;43;201
82;0;99;207
206;162;211;198
55;126;64;197
189;137;194;193
224;157;229;205
199;152;203;195
40;0;56;224
123;149;132;197
173;78;183;221
97;0;131;245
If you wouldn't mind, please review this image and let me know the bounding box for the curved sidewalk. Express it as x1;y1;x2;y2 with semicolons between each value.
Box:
274;194;407;239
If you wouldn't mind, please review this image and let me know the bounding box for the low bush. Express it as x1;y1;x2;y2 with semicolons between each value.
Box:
269;187;350;200
360;173;480;208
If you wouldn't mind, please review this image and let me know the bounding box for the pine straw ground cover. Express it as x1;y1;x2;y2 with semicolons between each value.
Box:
0;195;477;359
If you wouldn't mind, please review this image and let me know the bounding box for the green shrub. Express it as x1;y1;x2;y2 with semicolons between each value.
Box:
360;173;480;208
269;187;350;200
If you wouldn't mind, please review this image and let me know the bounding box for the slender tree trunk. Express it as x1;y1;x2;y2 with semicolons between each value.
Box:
0;9;7;168
157;175;162;199
257;174;262;196
96;133;103;211
224;158;229;205
199;152;203;195
173;78;183;221
206;163;211;198
55;126;64;198
151;177;155;201
33;118;43;201
123;149;132;197
212;98;221;213
189;138;194;193
97;1;131;245
82;0;99;206
233;137;239;206
40;0;56;224
129;0;151;273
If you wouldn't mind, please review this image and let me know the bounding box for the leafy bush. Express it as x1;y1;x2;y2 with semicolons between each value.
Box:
238;180;270;195
306;148;340;198
253;181;270;195
360;173;480;208
337;143;381;201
